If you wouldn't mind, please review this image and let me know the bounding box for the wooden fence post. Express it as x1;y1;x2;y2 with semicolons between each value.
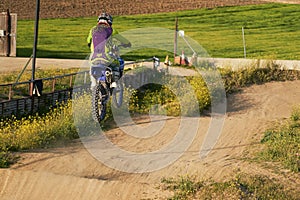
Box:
6;9;11;56
0;10;16;56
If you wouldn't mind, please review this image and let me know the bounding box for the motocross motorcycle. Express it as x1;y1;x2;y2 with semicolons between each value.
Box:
91;45;124;123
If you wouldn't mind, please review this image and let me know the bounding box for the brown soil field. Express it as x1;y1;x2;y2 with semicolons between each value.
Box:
0;0;280;20
1;0;298;20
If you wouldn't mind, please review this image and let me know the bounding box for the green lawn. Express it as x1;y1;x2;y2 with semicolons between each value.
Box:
17;3;300;60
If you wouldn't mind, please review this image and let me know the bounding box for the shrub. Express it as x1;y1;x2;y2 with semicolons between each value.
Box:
0;151;18;168
126;68;216;117
220;62;300;94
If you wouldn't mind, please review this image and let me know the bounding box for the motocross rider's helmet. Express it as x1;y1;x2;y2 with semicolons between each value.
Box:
97;13;113;26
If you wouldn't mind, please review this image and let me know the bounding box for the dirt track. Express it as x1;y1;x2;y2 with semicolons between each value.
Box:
1;79;300;199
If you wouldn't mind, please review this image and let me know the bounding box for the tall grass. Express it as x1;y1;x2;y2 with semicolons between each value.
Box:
16;3;300;60
0;68;79;84
161;173;299;200
259;106;300;172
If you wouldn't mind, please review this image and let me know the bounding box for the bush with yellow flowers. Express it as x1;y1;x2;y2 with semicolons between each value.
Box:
0;100;78;167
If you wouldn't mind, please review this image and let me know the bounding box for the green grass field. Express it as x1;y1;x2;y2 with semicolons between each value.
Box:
17;3;300;60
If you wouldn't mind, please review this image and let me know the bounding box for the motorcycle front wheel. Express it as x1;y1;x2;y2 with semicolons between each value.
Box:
92;82;108;123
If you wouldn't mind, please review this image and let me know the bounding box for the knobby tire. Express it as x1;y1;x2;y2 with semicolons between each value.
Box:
92;83;107;123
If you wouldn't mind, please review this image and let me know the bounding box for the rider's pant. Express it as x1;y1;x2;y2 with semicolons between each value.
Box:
89;59;120;90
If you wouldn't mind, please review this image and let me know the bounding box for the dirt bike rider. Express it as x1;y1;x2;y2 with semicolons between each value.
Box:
87;13;131;90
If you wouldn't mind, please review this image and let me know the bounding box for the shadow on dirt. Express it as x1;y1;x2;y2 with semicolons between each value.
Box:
226;90;255;114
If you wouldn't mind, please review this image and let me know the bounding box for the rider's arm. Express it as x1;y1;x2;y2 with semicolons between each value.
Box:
87;26;95;51
112;28;131;47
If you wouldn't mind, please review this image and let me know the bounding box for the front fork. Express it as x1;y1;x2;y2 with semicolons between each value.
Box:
118;57;125;77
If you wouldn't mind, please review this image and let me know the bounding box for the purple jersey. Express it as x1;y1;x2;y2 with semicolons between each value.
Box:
91;24;113;61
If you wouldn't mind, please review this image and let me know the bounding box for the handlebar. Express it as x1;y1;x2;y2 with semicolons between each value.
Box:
123;57;160;69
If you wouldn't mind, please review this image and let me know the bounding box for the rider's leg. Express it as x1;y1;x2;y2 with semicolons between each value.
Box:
90;67;97;90
90;64;104;90
110;59;121;87
118;57;125;77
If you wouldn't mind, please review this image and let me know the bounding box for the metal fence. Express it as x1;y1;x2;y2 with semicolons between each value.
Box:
0;70;90;118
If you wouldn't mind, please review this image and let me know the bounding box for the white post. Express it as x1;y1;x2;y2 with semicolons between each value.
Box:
242;26;246;58
174;17;178;59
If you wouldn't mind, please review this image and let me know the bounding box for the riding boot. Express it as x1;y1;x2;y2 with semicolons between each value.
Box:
90;73;97;91
111;70;120;88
